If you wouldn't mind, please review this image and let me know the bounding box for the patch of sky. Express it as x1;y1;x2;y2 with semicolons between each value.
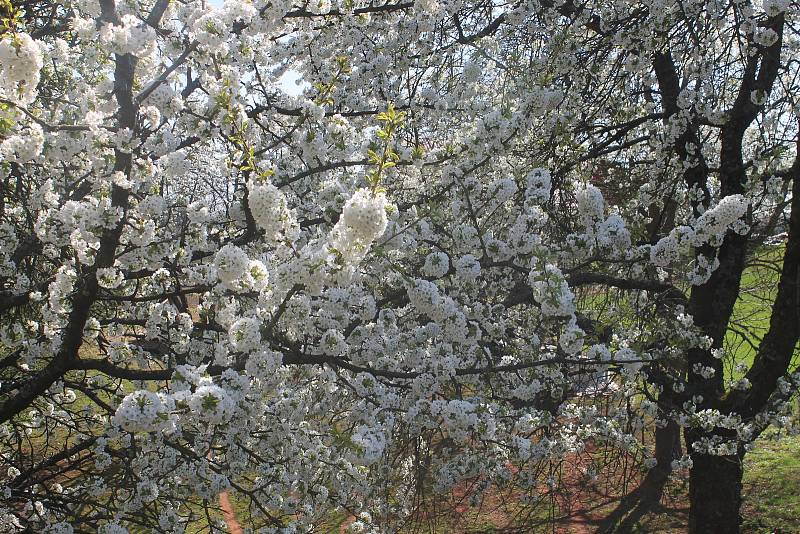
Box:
206;0;307;97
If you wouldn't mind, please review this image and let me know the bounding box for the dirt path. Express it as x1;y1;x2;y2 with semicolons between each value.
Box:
219;492;243;534
339;515;356;533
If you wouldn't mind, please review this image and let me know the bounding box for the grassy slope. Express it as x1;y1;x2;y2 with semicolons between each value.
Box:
741;432;800;534
609;433;800;534
725;244;787;377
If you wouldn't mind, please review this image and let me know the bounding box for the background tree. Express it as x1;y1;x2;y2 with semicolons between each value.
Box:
492;1;800;531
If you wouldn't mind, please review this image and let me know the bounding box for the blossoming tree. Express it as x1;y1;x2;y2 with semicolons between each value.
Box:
0;0;798;533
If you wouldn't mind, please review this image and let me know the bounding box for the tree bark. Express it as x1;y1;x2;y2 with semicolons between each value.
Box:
688;449;744;534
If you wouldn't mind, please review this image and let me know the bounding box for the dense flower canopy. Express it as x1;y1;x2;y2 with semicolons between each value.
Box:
0;0;798;532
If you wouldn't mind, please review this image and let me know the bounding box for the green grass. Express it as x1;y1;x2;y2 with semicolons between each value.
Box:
725;245;785;377
584;433;800;534
741;432;800;534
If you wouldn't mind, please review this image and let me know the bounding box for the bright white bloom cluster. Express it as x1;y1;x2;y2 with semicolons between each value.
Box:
1;123;44;163
489;177;518;204
3;0;798;531
98;523;128;534
688;254;721;286
44;522;74;534
0;32;43;105
406;279;468;343
96;267;125;289
559;320;585;355
597;213;631;251
525;168;552;203
46;266;77;317
587;344;612;362
651;195;749;268
575;183;605;228
244;348;283;379
188;1;256;52
561;184;633;258
351;425;388;464
248;181;295;243
422;251;450;278
615;347;645;373
100;14;157;57
650;225;692;267
214;244;249;287
454;254;481;280
330;189;389;262
763;0;791;16
528;264;576;317
228;317;262;353
190;11;228;51
320;328;347;355
246;259;270;290
691;194;749;246
186;384;235;424
113;391;173;433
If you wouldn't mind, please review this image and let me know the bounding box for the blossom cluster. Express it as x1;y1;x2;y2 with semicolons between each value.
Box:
0;32;42;105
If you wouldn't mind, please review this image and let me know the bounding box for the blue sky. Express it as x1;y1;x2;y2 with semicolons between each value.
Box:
203;0;306;95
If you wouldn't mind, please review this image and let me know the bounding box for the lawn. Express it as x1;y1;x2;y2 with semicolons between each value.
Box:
725;244;787;377
741;431;800;534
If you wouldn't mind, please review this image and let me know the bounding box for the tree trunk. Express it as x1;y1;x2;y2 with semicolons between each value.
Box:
688;451;743;534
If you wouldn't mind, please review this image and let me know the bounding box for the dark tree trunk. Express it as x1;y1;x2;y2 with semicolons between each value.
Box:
688;450;744;534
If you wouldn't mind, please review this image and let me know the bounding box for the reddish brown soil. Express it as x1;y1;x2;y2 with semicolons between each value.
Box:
396;450;689;534
221;449;689;533
219;491;244;534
